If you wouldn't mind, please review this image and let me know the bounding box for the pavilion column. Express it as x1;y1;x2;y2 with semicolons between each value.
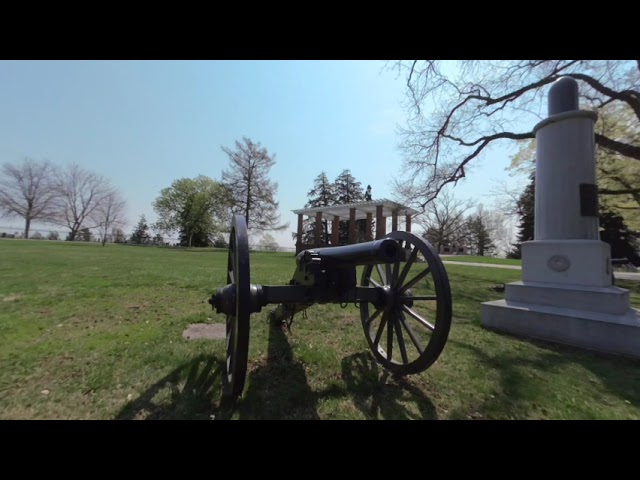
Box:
314;211;323;247
376;205;386;239
391;210;398;232
331;215;340;245
406;214;412;234
348;208;356;244
296;214;303;254
365;212;373;241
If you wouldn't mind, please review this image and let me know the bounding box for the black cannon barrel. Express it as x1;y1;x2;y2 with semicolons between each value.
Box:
298;238;402;267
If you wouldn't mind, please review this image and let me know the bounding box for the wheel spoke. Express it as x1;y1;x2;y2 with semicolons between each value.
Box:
396;246;418;288
364;306;383;327
401;304;435;331
391;261;400;289
385;263;392;288
368;277;382;289
398;295;437;301
394;314;409;363
400;267;431;293
375;263;386;285
386;312;394;361
399;312;424;354
373;312;388;347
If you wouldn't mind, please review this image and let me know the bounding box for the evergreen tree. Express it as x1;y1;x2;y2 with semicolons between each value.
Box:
465;213;496;256
508;173;535;259
333;169;366;243
599;209;640;265
303;171;336;245
80;227;92;242
130;215;150;245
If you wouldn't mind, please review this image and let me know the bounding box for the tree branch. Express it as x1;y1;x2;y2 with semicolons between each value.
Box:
595;133;640;161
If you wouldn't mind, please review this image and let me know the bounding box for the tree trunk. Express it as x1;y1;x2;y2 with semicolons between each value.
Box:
24;217;31;239
189;233;193;248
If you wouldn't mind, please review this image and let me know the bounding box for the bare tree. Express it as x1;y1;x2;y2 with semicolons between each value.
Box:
54;163;113;241
221;137;288;232
392;60;640;208
414;188;472;251
0;158;59;238
488;179;531;218
95;189;127;246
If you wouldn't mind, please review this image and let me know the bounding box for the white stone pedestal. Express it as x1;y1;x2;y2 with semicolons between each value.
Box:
482;240;640;358
481;298;640;357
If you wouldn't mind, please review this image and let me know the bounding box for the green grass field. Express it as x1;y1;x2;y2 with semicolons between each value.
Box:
1;239;640;420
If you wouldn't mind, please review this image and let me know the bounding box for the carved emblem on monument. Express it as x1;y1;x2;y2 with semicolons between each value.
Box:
547;255;570;272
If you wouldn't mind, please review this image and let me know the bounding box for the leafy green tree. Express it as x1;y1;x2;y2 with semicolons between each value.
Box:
153;176;230;247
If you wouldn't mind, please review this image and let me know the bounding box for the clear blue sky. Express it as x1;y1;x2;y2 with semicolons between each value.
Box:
0;60;526;246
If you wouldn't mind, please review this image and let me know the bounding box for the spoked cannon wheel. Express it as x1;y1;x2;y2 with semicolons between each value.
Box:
360;231;452;375
223;215;251;400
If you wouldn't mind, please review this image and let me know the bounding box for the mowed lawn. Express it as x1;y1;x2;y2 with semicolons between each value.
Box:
1;239;640;420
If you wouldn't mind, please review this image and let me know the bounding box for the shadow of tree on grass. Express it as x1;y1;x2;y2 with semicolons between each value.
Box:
448;334;640;419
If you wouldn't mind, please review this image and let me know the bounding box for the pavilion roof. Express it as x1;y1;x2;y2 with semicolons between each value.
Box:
292;198;419;221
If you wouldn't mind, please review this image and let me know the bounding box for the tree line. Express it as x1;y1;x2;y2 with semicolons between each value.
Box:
0;137;287;248
298;170;509;256
0;159;127;245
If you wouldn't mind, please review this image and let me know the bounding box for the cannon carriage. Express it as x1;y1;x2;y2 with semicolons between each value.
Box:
209;214;453;400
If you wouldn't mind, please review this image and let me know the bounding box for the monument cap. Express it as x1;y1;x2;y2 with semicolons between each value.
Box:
548;77;579;115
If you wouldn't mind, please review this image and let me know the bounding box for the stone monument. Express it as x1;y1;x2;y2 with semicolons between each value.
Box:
481;77;640;357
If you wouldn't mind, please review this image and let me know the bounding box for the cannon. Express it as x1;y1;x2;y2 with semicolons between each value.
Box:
208;214;453;400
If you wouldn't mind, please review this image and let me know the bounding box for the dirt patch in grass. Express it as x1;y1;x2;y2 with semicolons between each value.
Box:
1;294;23;302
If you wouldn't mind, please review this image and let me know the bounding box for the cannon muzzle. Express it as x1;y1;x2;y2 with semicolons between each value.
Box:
297;238;402;267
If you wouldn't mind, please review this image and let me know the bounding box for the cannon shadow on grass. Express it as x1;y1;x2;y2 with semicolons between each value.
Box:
447;335;640;419
115;354;225;420
114;324;439;420
232;320;437;420
340;352;438;420
234;322;321;419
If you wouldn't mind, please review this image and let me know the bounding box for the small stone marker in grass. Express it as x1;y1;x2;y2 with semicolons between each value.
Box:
182;323;225;340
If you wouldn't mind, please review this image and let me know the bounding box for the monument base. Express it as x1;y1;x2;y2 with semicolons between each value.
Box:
481;297;640;358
